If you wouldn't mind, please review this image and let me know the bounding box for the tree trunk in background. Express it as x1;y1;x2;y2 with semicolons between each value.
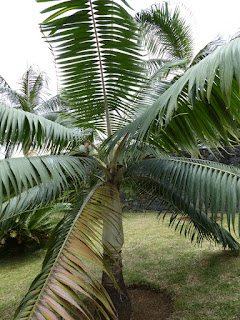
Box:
98;182;131;320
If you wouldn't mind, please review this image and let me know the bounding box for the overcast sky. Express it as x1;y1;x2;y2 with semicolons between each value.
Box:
0;0;240;95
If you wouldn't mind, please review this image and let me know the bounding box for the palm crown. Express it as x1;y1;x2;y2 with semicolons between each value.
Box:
1;1;240;319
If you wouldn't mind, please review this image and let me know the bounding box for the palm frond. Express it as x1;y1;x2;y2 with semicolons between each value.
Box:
35;94;68;115
37;0;145;135
190;37;226;66
0;154;90;209
0;75;21;106
0;180;70;237
126;157;240;249
146;59;188;79
145;83;240;156
18;66;49;112
136;2;193;60
109;37;240;152
14;183;118;320
0;75;11;88
0;103;85;152
128;59;188;120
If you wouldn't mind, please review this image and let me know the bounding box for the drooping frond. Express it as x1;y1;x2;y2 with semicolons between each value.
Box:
145;83;240;156
37;0;145;135
109;37;240;152
124;176;239;250
126;157;240;250
136;2;193;60
14;183;118;320
0;103;84;152
0;154;90;208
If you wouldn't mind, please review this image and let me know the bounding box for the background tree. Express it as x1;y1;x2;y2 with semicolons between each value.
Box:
0;1;240;320
0;67;74;251
0;66;69;156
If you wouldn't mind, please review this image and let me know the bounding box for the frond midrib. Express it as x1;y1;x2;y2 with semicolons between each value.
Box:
89;0;111;137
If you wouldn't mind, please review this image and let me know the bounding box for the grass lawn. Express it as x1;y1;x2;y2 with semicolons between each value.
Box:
1;212;240;319
0;250;45;320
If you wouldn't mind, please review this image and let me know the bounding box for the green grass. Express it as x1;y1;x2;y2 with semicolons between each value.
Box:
1;212;240;319
123;212;240;320
0;250;45;320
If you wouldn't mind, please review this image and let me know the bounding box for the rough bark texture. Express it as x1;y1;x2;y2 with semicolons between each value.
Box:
100;252;131;320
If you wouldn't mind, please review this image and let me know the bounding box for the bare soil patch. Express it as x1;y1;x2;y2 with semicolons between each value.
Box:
128;285;174;320
83;285;174;319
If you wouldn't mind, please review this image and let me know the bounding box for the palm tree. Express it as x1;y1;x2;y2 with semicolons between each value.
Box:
0;66;69;156
1;1;240;319
0;66;49;112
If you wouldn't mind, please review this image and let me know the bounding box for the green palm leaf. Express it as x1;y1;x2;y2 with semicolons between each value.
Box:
17;66;48;112
0;154;89;208
0;67;49;111
126;59;188;123
0;103;84;152
14;183;118;320
136;2;193;60
145;83;240;155
109;37;240;151
0;181;68;237
0;75;20;106
126;157;240;249
190;37;226;66
35;95;68;116
38;0;145;135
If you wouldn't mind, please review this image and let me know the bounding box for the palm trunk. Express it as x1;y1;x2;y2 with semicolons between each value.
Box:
98;183;131;319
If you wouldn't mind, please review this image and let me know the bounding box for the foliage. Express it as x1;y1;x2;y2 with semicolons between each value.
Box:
0;66;60;114
0;0;240;319
0;66;76;157
14;183;118;320
0;207;56;255
136;2;193;61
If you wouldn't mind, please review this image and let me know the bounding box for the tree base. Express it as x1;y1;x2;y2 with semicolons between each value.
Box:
96;252;131;320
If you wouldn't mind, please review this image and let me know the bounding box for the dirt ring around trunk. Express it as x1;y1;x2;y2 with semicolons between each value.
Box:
82;284;174;319
128;284;174;320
